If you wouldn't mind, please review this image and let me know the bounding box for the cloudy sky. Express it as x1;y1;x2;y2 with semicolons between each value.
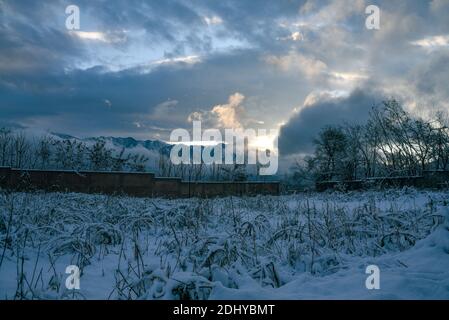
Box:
1;0;449;158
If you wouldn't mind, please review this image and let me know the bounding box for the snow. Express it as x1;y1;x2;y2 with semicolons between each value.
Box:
0;189;448;300
210;225;449;299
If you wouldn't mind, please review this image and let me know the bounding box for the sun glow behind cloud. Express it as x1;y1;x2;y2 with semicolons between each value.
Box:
248;132;278;153
70;31;108;42
69;31;127;44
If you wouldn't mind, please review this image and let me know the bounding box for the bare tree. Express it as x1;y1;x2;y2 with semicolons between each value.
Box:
129;154;148;172
11;132;29;168
0;128;12;167
158;151;173;177
302;99;449;186
88;140;112;171
111;148;130;171
313;126;347;181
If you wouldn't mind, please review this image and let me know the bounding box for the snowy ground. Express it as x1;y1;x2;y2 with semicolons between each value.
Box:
0;189;448;300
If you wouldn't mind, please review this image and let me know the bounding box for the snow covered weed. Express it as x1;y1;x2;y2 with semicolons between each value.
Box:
0;189;447;299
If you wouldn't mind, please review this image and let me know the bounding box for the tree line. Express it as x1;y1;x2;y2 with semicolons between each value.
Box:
0;131;149;172
291;99;449;186
0;130;252;181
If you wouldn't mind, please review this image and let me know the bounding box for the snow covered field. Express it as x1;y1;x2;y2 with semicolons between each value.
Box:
0;189;448;300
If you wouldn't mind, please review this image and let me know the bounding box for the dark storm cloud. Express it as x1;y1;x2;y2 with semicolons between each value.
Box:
410;51;449;101
278;89;382;155
0;48;307;138
0;0;288;137
0;5;86;74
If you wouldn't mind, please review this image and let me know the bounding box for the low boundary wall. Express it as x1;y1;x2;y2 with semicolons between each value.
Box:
315;171;449;191
0;167;279;198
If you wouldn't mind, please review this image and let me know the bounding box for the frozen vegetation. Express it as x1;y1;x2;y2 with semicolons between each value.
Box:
0;189;448;300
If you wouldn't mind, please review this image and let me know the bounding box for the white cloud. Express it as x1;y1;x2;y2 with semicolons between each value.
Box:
299;0;366;27
188;92;246;128
132;55;202;74
69;31;127;44
329;71;368;89
290;31;303;41
278;31;303;42
411;35;449;49
204;15;223;26
303;90;349;108
211;92;245;128
265;52;327;78
317;0;366;23
187;93;277;151
151;55;201;66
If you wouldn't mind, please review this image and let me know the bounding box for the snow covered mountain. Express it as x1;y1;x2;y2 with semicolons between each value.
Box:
51;132;172;155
